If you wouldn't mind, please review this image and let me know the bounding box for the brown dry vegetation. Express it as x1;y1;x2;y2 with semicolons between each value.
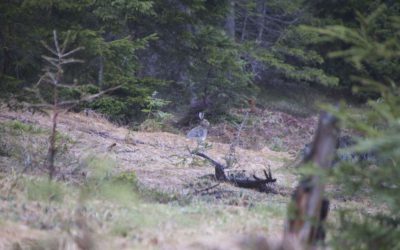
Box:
208;108;318;152
0;108;371;249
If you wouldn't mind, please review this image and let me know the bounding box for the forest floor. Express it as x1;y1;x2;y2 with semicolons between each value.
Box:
0;108;371;249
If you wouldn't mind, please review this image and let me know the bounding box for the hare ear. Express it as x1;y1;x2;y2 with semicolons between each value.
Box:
198;112;204;120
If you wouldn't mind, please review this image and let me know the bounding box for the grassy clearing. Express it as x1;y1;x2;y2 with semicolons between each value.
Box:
0;119;75;161
0;110;324;249
0;121;49;170
0;169;288;249
0;109;381;249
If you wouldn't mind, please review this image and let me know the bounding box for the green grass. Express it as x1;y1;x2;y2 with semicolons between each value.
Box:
1;120;44;135
25;178;65;202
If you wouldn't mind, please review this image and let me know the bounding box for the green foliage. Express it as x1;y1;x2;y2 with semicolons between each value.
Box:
1;0;346;120
188;26;254;112
333;211;400;250
304;0;400;90
26;178;65;202
3;0;397;123
113;171;139;190
312;6;400;249
81;155;138;206
89;96;128;121
2;120;44;135
141;92;170;117
250;30;339;86
133;1;256;116
138;91;173;131
0;76;23;100
0;0;157;121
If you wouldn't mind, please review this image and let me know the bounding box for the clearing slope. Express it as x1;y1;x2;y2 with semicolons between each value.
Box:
0;109;297;249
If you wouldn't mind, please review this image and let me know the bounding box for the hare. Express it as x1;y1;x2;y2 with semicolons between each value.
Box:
187;112;210;142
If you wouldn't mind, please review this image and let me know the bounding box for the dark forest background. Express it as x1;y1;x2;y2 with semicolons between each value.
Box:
2;0;398;124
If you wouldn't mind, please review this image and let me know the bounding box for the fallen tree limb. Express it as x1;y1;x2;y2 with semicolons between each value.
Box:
192;151;276;191
231;168;276;189
194;183;220;194
193;152;227;181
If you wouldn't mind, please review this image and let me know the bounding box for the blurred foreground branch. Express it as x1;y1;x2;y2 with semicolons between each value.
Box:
283;111;339;249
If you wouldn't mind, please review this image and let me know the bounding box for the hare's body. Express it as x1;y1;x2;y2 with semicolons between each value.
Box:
187;112;210;143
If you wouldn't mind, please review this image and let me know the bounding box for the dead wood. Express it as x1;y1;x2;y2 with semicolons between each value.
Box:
226;111;249;168
194;152;227;181
193;151;276;192
283;111;339;249
230;168;276;189
194;183;221;194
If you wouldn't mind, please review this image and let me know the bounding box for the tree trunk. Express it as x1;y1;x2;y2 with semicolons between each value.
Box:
224;0;236;38
241;9;248;42
256;0;266;43
98;56;104;87
283;112;339;249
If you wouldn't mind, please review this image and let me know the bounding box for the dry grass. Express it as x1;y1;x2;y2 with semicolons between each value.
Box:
0;109;297;249
0;108;372;250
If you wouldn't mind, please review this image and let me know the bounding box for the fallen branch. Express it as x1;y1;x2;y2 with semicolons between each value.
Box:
193;152;227;181
194;183;220;194
231;168;276;189
192;151;276;192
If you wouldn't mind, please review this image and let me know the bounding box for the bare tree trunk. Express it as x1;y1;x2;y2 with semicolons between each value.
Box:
98;56;104;87
176;2;193;86
1;24;12;75
256;0;266;43
241;9;248;42
47;110;59;180
224;0;236;38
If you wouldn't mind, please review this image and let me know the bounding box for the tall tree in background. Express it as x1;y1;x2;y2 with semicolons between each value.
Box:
306;0;400;92
4;0;396;124
233;0;339;87
135;0;253;122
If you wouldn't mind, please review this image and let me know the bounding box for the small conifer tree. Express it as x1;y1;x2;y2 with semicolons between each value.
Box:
28;30;119;179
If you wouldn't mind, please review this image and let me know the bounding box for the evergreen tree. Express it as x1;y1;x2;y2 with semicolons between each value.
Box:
311;5;400;249
234;0;339;87
306;0;400;92
0;0;156;121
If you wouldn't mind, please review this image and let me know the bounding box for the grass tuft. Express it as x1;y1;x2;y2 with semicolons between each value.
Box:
25;178;65;202
2;120;44;135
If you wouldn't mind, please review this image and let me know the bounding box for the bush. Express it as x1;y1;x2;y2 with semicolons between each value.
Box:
26;178;65;202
